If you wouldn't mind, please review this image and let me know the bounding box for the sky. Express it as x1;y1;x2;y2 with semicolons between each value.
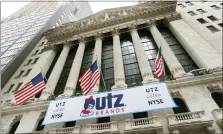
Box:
1;2;138;18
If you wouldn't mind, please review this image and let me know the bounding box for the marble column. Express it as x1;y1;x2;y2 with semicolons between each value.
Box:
58;39;86;98
40;44;70;99
90;34;102;93
149;23;186;78
129;24;156;84
111;29;127;89
165;14;222;70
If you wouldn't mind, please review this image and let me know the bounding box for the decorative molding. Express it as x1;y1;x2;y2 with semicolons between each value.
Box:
207;84;222;93
111;29;120;36
164;13;181;22
44;1;177;46
146;19;157;27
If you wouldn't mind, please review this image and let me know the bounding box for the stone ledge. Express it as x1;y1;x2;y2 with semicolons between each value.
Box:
2;70;222;114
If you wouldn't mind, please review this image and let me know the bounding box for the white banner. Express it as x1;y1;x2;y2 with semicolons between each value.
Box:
42;82;177;125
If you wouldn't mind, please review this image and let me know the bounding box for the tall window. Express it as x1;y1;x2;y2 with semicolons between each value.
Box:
173;98;189;114
120;33;142;87
196;9;206;14
211;92;223;108
187;11;197;16
9;121;20;134
97;117;110;123
100;37;114;91
54;45;77;97
207;25;220;33
35;118;44;131
76;41;95;95
197;18;208;24
5;84;15;94
138;29;171;79
210;5;220;10
207;15;219;21
65;121;76;127
158;25;198;72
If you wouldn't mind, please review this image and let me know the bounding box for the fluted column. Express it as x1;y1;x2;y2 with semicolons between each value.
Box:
149;23;186;78
165;14;222;70
129;24;156;84
111;29;127;89
90;34;102;93
58;39;86;98
40;44;70;99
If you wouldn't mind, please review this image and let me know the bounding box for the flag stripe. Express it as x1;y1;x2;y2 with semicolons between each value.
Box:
15;82;45;101
13;73;46;104
14;82;43;98
79;61;100;95
17;86;46;104
155;47;164;78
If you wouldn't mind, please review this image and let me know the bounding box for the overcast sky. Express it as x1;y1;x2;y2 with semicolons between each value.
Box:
1;2;138;18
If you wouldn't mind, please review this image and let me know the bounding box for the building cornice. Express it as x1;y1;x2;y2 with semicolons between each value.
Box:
44;1;177;47
2;69;222;115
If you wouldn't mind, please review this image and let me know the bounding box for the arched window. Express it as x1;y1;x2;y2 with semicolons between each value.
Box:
35;118;44;131
65;121;76;127
173;98;189;114
133;112;148;119
9;121;20;134
211;92;223;108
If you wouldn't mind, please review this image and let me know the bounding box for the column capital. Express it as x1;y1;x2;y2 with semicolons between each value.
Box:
78;37;87;44
128;23;138;31
43;44;60;53
94;32;103;39
111;28;120;36
164;13;181;23
145;19;157;28
63;41;72;47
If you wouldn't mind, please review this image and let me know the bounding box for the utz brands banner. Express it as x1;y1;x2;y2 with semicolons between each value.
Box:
42;82;177;125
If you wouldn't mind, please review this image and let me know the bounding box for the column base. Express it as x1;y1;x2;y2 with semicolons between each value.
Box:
40;90;54;100
57;87;75;99
142;78;159;84
172;129;180;134
111;83;127;90
57;93;72;99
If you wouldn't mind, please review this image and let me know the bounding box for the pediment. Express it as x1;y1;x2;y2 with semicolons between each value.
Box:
44;1;177;45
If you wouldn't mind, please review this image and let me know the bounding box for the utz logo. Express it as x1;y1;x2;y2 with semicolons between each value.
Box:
80;93;125;117
80;96;95;117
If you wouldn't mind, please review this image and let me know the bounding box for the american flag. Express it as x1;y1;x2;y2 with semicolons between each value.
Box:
79;60;100;95
13;73;46;104
155;47;164;78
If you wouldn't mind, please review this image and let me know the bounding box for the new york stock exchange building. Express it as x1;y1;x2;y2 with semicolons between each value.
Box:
1;1;223;134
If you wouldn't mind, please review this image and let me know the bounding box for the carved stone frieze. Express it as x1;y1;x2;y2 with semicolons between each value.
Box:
207;84;223;93
44;1;177;46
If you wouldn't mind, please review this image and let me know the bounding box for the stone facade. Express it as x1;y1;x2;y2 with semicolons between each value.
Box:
1;1;222;134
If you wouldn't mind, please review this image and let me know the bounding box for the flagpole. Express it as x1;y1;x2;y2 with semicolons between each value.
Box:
96;55;107;91
160;43;167;82
40;67;54;98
